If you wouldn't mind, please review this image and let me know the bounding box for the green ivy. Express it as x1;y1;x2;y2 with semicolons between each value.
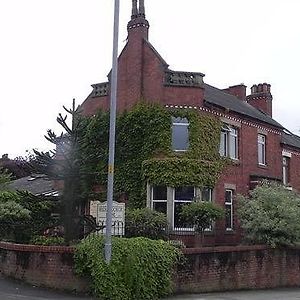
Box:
74;235;181;300
79;103;226;207
142;158;225;187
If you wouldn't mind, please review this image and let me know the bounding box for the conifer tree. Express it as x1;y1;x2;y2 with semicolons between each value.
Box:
33;99;84;244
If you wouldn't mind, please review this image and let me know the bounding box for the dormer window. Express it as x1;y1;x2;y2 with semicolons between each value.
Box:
172;117;189;151
219;125;238;159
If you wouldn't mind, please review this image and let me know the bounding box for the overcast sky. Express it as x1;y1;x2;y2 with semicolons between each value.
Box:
0;0;299;158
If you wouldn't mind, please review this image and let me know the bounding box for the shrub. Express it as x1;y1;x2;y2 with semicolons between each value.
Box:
0;191;58;243
237;182;300;247
0;200;31;240
125;208;168;240
75;235;181;300
30;235;65;246
15;191;59;242
180;201;224;234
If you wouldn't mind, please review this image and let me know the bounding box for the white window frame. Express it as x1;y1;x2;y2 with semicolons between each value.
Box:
282;156;290;186
172;117;189;152
220;125;238;160
149;185;214;232
225;189;234;231
258;134;266;165
151;186;167;214
173;187;195;231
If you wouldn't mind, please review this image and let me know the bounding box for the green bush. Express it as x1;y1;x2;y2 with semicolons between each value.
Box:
180;201;224;233
15;191;59;242
0;191;58;243
0;200;31;240
75;235;181;300
30;235;65;246
0;168;12;190
125;208;168;240
237;182;300;247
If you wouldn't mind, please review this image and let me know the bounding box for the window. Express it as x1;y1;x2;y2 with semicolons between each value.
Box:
283;156;290;186
225;189;234;230
174;186;194;229
150;186;214;231
201;187;212;202
172;117;189;151
219;125;238;159
151;186;167;215
258;134;266;165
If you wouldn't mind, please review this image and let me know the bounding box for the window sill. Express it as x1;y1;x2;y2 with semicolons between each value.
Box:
230;158;240;165
258;163;267;169
225;229;235;235
174;149;188;153
169;229;214;235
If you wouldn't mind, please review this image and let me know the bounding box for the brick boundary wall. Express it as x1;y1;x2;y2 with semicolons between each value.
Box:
0;242;88;292
1;242;300;294
174;245;300;294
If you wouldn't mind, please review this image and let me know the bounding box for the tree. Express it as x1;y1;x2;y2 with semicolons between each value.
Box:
0;168;12;190
180;200;224;247
33;99;85;244
0;153;36;179
237;181;300;247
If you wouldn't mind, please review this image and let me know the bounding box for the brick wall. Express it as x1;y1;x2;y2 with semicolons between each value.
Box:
174;245;300;294
2;242;300;295
0;242;88;292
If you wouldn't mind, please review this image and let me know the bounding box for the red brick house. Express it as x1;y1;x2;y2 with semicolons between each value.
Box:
80;0;300;245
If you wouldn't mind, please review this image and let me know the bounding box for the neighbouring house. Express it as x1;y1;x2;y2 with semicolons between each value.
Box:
7;174;59;197
79;0;300;246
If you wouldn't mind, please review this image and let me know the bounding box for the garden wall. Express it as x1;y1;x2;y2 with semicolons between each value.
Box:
1;242;300;294
175;245;300;293
0;242;88;292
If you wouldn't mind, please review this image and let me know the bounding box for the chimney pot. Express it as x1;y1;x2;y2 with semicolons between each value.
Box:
251;84;257;94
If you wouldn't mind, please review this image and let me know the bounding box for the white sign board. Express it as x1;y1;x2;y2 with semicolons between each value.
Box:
90;201;125;236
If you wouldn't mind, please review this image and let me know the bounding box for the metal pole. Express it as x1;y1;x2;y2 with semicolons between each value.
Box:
105;0;120;264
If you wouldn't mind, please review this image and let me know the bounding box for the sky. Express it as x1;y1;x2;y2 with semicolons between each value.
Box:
0;0;300;158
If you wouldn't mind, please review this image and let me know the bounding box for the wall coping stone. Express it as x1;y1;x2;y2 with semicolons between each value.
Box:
0;241;75;253
182;244;269;254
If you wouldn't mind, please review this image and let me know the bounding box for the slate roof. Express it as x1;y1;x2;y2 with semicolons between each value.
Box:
7;174;59;196
203;83;284;129
281;132;300;149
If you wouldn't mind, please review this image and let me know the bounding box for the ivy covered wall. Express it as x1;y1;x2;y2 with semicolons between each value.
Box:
79;103;226;208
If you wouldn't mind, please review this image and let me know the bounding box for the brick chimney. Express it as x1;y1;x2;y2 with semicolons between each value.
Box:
246;83;273;117
127;0;149;42
223;84;247;101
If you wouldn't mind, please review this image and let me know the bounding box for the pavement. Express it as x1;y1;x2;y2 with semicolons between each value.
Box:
0;275;95;300
166;288;300;300
1;275;300;300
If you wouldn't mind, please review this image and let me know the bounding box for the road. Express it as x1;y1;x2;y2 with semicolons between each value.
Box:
1;275;300;300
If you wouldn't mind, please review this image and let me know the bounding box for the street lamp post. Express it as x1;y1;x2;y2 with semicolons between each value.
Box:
105;0;120;264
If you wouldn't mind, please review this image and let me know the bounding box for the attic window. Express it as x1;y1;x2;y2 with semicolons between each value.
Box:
172;117;189;151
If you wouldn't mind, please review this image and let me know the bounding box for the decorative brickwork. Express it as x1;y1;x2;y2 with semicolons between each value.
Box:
164;71;204;87
91;82;109;97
